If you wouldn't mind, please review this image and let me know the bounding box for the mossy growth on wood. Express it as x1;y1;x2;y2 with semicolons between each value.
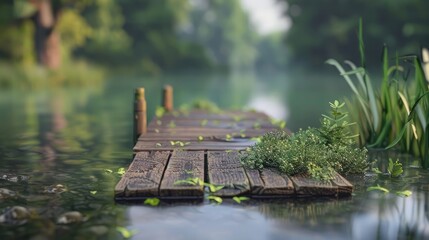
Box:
240;100;368;181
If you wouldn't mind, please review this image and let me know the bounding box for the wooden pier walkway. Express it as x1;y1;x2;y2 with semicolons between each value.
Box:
115;86;353;201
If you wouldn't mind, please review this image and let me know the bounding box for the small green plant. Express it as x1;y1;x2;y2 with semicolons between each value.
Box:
328;19;429;168
241;101;368;181
373;158;403;178
155;106;165;118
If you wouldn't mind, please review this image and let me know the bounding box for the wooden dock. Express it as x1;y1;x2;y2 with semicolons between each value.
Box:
115;86;353;201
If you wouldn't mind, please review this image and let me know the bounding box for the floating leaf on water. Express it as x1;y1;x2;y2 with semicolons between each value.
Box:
144;198;160;206
57;211;84;224
396;190;412;197
117;168;126;176
104;169;113;174
367;184;389;193
207;195;223;204
232;196;250;204
170;141;175;146
90;191;97;195
154;129;160;133
198;136;204;141
155;143;162;147
116;226;137;239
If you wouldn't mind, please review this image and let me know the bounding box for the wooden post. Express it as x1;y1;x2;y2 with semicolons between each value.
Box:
134;88;147;144
162;85;174;112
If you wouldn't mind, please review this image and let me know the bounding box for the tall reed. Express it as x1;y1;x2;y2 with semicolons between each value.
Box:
327;19;429;168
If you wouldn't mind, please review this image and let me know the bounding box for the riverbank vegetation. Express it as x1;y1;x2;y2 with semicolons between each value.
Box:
241;100;368;181
329;20;429;168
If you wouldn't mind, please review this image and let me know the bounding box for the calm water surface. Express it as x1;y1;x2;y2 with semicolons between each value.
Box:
0;70;428;239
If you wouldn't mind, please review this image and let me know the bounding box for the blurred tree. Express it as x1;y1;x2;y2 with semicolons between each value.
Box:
79;0;132;65
255;32;288;71
0;0;92;69
283;0;429;67
184;0;258;69
119;0;211;74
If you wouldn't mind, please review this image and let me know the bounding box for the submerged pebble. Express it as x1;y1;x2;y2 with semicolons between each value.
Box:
0;174;30;183
43;184;67;194
57;211;85;224
0;206;30;225
0;188;17;199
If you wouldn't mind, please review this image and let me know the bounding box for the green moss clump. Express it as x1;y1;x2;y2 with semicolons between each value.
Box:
241;100;368;181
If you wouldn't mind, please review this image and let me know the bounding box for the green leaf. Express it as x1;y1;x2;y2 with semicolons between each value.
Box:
155;143;162;147
367;184;389;193
200;119;208;126
204;183;224;193
155;106;165;118
198;136;204;141
117;168;126;176
144;197;160;206
104;169;113;174
116;226;137;239
232;196;249;204
207;195;223;204
396;190;412;197
90;191;97;195
225;134;232;141
372;167;382;174
388;159;403;177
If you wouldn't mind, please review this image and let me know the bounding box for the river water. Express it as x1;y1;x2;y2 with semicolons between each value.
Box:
0;70;428;239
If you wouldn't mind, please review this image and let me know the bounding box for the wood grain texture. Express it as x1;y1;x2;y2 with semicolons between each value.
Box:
207;151;250;196
114;151;170;197
331;172;353;195
244;168;294;195
290;173;337;196
159;150;205;198
134;140;256;151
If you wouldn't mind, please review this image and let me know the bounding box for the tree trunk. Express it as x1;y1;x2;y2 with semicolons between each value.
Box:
31;0;61;69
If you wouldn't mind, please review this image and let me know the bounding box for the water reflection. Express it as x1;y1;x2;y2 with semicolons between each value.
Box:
0;71;428;239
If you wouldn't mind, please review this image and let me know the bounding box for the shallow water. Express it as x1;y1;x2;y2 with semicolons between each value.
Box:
0;70;428;239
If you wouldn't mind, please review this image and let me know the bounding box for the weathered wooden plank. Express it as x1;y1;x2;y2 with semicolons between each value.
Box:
142;129;273;137
290;173;337;196
244;168;294;195
159;150;204;198
331;172;353;195
207;151;250;196
244;169;265;194
134;140;256;151
157;110;271;121
114;151;170;197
